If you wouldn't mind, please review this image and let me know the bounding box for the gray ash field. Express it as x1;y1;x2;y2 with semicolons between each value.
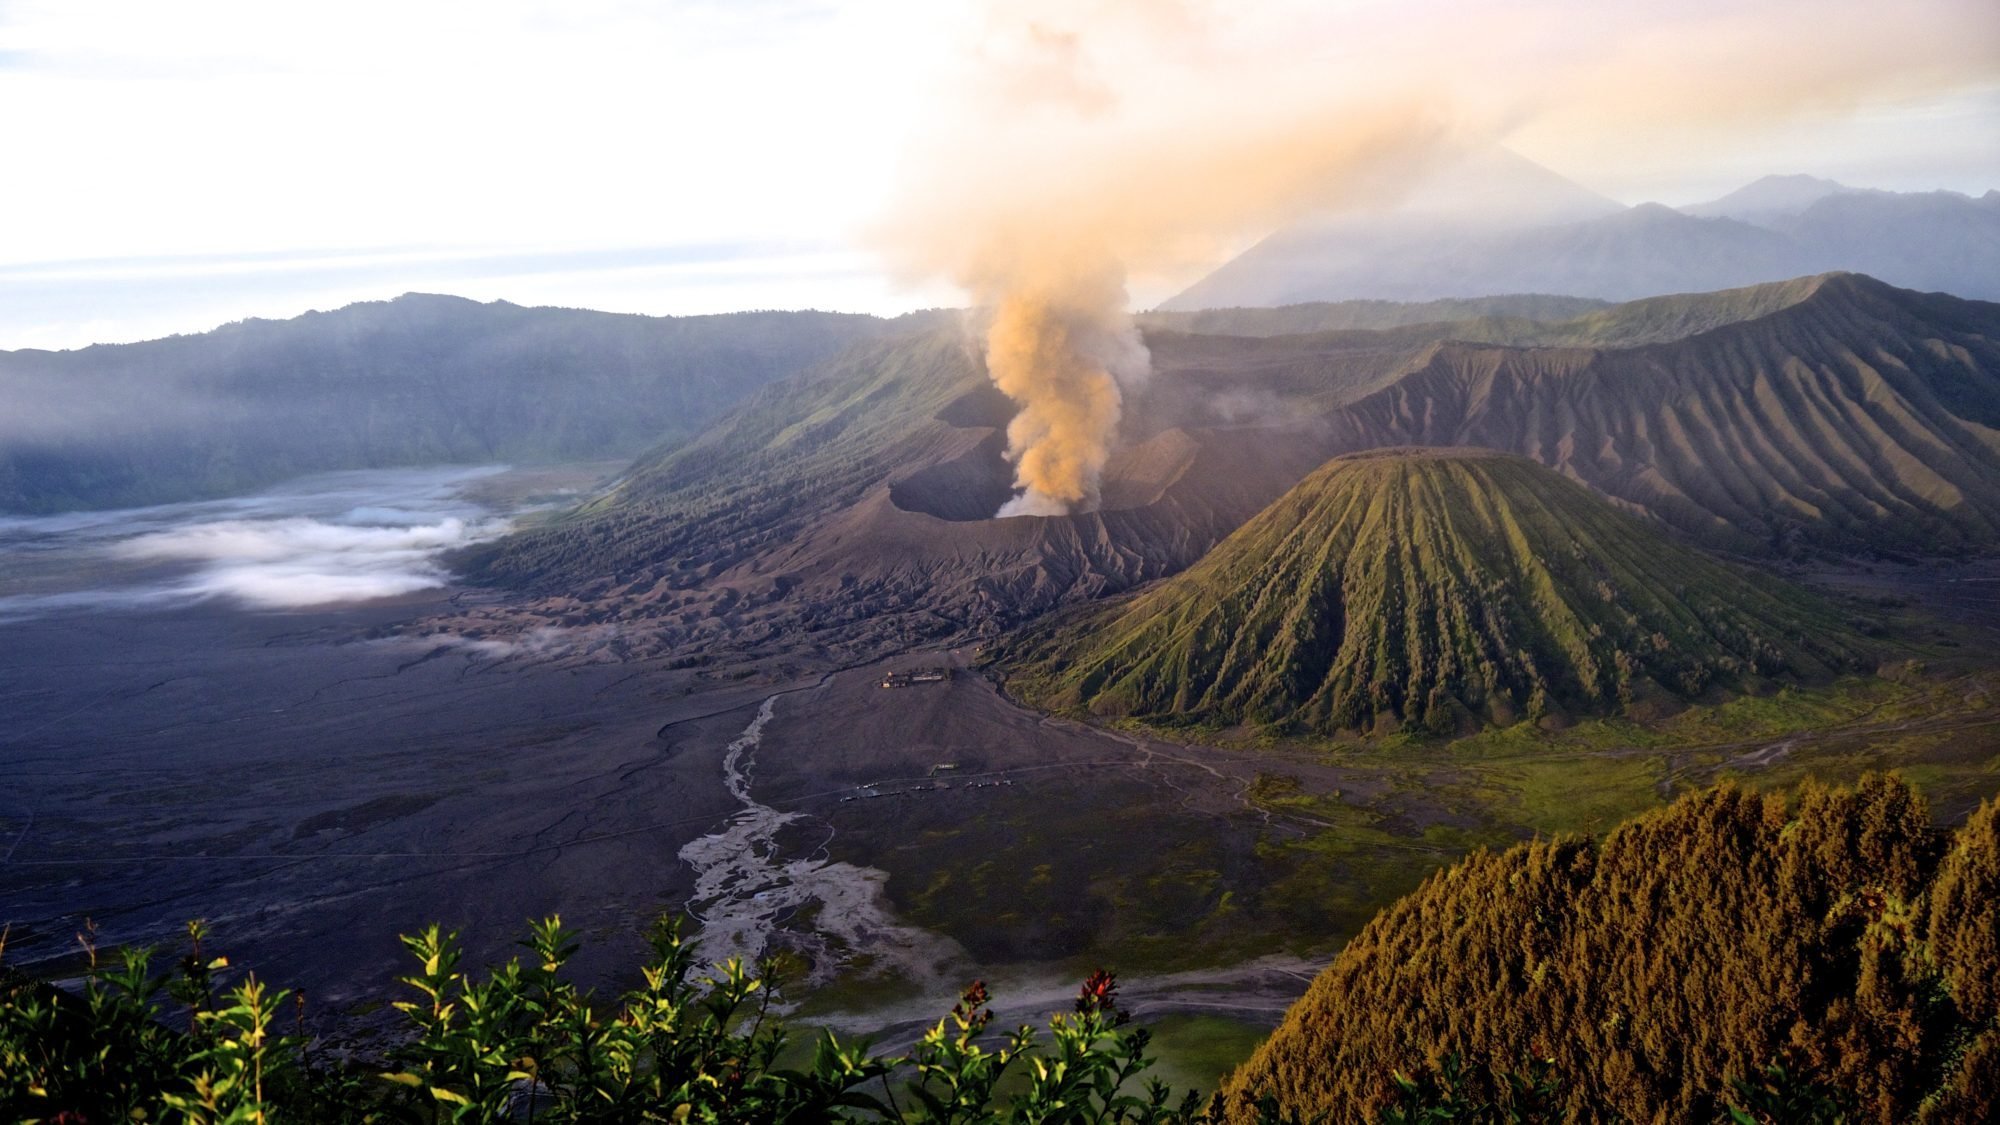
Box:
0;594;750;1020
0;596;1345;1051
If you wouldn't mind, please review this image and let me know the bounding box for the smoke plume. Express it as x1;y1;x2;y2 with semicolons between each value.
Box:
981;257;1149;516
886;3;1443;517
883;0;1995;518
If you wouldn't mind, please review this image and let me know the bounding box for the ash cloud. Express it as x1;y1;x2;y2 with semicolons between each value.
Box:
880;0;1997;518
880;1;1453;517
985;262;1150;517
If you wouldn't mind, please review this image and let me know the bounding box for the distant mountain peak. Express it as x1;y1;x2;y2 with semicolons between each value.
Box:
1380;144;1626;227
1680;174;1863;222
1603;200;1708;227
1723;172;1853;196
1165;169;2000;310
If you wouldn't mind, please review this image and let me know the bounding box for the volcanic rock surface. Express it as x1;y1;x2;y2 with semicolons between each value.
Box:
1313;274;2000;556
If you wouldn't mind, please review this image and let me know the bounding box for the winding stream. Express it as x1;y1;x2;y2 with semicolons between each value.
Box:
676;691;964;990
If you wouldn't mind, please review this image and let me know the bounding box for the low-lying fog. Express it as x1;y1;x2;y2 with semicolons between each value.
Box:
0;466;523;620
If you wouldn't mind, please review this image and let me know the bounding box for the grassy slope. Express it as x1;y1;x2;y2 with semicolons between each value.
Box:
1001;449;1875;738
467;328;989;594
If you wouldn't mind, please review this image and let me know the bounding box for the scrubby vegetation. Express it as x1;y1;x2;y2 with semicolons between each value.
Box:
2;914;1215;1123
1221;774;2000;1123
1001;449;1874;737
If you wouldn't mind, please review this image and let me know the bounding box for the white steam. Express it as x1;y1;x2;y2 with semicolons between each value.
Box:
411;625;621;662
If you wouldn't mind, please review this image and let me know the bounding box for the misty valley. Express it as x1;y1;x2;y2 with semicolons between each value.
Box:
7;170;2000;1119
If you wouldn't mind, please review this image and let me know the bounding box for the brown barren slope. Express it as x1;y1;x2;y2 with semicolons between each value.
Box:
1318;274;2000;555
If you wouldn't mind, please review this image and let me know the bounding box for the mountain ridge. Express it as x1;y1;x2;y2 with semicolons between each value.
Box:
1165;177;2000;309
461;274;2000;662
0;294;919;512
1314;274;2000;556
1680;173;1862;222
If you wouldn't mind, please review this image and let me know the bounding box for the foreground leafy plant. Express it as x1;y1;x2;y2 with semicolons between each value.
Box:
2;913;1230;1123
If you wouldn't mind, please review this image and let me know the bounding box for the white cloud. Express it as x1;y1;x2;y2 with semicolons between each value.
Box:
0;1;1991;347
0;465;517;617
404;624;621;662
0;1;945;263
111;515;511;610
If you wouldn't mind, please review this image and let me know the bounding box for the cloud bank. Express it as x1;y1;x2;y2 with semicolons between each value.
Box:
112;515;507;609
0;466;513;619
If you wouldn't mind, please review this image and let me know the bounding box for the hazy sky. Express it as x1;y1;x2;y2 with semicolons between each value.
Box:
2;0;1995;350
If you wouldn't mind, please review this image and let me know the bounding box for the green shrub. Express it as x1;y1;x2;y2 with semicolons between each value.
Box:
2;914;1220;1123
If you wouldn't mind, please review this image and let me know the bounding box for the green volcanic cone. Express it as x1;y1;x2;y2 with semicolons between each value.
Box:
1001;448;1876;737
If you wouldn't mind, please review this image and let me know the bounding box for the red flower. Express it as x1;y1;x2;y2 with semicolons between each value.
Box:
1075;969;1123;1023
952;980;992;1029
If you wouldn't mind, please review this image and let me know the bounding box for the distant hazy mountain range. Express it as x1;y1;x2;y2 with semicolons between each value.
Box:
1165;157;2000;309
0;295;921;512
